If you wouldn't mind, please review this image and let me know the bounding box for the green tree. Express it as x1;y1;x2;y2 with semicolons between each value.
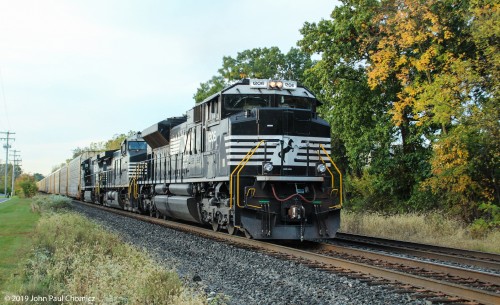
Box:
71;131;136;158
364;0;499;219
299;0;498;218
0;163;23;195
298;0;432;211
194;47;314;103
33;173;44;182
193;76;227;105
16;174;37;198
298;0;388;177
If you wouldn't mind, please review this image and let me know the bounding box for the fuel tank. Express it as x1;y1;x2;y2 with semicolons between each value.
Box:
105;191;122;209
154;195;201;223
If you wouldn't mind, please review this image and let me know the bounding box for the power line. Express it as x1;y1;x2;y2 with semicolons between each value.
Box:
0;131;15;195
10;149;20;196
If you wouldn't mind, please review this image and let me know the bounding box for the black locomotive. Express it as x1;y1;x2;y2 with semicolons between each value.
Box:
38;79;342;240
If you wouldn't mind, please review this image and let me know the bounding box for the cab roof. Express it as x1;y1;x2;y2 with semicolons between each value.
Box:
199;78;319;105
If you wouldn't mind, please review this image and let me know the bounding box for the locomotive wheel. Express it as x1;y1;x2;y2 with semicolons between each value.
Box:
227;224;236;235
155;210;161;218
149;209;154;217
211;221;220;232
243;228;252;239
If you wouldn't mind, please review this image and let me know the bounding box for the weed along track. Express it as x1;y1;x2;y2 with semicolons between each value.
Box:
73;200;500;305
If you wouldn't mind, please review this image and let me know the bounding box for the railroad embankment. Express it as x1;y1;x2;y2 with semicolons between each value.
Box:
1;195;205;305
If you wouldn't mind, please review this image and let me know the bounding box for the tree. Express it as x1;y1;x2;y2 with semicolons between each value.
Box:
298;0;432;211
298;0;499;217
71;131;136;158
194;47;315;103
193;76;227;104
33;173;44;182
363;0;499;219
15;174;37;198
0;163;23;195
298;0;392;175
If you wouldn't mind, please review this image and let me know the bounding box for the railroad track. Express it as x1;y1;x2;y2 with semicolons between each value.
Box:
335;232;500;271
73;200;500;305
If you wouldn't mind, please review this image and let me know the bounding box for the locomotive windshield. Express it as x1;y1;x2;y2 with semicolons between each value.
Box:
223;94;314;115
128;141;147;151
276;95;313;110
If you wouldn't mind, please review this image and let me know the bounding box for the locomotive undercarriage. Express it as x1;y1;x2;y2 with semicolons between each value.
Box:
132;179;338;240
82;177;340;240
83;186;144;214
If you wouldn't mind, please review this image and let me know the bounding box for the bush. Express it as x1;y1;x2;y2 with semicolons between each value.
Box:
15;174;38;198
468;203;500;239
30;195;71;214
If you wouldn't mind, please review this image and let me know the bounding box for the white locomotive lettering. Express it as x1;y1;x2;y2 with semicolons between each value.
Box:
207;130;217;143
283;81;297;89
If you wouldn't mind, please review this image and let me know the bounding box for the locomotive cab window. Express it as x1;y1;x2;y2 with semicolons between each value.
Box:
277;96;314;110
223;94;271;116
223;94;315;116
128;141;147;151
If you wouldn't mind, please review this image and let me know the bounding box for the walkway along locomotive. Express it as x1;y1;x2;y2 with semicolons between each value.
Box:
38;79;342;240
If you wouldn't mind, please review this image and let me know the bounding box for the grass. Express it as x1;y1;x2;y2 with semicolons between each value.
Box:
2;195;207;305
0;198;40;291
340;210;500;253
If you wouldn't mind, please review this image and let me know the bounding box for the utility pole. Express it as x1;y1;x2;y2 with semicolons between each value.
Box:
10;150;21;197
0;131;15;196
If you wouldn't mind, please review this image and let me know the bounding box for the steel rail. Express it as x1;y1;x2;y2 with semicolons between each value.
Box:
336;232;500;271
313;242;500;287
73;201;500;305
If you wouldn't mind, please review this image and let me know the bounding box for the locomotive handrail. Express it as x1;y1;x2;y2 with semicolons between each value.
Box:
318;144;343;209
229;140;265;209
96;174;101;198
128;177;138;199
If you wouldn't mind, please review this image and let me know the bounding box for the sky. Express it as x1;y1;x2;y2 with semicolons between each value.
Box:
0;0;338;175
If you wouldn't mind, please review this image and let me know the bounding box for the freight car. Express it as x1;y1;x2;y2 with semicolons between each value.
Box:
37;152;97;199
38;79;342;240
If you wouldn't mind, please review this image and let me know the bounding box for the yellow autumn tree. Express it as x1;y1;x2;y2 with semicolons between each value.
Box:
365;0;499;219
366;0;457;131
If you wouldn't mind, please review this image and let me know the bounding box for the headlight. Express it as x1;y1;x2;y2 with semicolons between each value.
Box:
316;163;327;174
268;80;284;90
263;162;274;173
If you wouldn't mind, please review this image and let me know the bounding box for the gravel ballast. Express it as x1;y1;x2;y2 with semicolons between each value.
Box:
327;239;500;276
71;202;429;305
